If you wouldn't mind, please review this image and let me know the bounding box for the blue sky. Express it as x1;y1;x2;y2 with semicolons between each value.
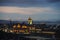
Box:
0;0;60;21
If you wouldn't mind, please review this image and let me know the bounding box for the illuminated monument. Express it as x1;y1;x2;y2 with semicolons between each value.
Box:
28;17;33;25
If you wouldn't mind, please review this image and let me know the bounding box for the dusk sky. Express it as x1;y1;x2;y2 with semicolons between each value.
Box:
0;0;60;21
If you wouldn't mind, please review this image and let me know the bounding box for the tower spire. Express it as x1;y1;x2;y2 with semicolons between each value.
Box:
28;17;33;25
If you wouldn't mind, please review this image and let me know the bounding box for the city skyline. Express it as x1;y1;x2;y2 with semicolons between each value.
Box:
0;0;60;21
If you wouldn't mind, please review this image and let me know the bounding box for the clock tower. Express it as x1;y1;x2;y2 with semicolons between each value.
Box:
28;17;33;25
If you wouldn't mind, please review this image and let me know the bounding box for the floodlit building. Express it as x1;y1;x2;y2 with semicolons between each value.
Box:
13;25;16;28
17;24;21;28
28;17;33;25
22;25;27;29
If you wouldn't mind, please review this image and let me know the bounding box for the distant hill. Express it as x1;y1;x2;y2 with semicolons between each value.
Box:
0;20;60;24
0;20;10;24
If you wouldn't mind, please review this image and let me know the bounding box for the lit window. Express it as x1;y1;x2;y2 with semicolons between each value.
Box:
13;25;16;28
4;29;7;32
10;30;13;33
22;26;27;28
19;30;25;32
31;27;35;30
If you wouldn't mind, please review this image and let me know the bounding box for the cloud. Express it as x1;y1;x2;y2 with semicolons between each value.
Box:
0;6;56;15
47;0;60;3
0;0;41;4
1;0;60;3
